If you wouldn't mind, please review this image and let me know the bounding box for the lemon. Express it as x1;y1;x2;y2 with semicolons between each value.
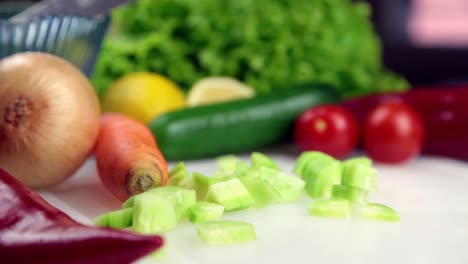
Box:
187;77;255;106
102;72;186;123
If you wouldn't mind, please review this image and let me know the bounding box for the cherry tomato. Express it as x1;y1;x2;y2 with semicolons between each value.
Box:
294;104;359;159
363;100;424;164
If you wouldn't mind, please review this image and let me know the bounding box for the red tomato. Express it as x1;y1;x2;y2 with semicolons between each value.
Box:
363;101;424;164
294;104;359;159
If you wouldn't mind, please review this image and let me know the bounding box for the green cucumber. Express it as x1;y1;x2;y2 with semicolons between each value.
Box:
189;202;224;223
94;207;133;228
341;163;377;191
308;200;351;219
302;159;342;198
331;185;368;204
205;178;255;211
361;203;400;222
293;151;334;176
247;166;305;203
251;152;280;170
195;221;256;245
239;176;280;207
132;193;177;234
149;84;340;161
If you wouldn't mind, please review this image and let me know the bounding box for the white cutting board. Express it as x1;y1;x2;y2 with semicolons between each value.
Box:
38;147;468;264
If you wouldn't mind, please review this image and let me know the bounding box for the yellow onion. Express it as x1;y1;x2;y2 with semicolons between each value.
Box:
0;52;100;188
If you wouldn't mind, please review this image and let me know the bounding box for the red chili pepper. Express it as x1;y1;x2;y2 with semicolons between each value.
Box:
0;168;164;264
343;85;468;160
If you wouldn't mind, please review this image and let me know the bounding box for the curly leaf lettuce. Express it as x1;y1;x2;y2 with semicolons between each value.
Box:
92;0;408;98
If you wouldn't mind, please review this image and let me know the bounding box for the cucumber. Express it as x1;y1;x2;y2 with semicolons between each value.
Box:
149;84;340;160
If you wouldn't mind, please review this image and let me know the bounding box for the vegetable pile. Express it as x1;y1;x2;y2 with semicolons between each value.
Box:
91;0;408;98
95;151;399;246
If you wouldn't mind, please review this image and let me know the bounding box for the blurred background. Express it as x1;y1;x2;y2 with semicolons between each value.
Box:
2;0;468;91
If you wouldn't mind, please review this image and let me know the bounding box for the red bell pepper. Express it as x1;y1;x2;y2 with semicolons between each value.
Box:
0;168;164;264
343;85;468;160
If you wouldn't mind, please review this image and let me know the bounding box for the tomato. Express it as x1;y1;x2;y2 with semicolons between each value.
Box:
363;101;424;164
294;104;359;159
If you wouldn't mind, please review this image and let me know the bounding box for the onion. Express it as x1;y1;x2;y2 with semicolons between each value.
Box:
0;52;101;188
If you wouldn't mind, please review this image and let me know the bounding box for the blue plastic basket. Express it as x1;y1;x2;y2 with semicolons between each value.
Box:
0;1;110;77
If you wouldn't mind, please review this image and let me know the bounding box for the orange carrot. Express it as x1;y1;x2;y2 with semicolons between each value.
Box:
95;113;168;201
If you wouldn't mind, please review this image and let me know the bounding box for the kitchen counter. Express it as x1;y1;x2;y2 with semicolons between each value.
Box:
39;148;468;264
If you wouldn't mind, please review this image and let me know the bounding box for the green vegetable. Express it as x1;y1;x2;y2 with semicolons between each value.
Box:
342;156;373;168
150;85;339;161
251;152;280;170
247;166;305;203
302;159;342;198
205;178;255;211
195;221;256;245
193;172;218;200
341;163;377;191
168;162;190;186
94;207;133;228
293;151;334;176
308;200;351;219
214;155;250;178
122;186;196;221
132;193;177;234
331;184;368;204
189;201;224;223
361;203;400;222
239;176;280;207
92;0;408;98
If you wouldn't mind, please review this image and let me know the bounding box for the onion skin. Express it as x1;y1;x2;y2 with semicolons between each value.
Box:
0;52;100;188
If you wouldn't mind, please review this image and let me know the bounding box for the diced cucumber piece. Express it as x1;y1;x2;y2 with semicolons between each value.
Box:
168;162;190;186
132;193;177;234
149;186;196;221
308;200;352;219
205;178;255;211
195;221;256;245
362;203;400;222
216;155;244;172
193;172;217;200
122;186;196;221
240;176;280;207
251;152;280;170
342;156;372;167
303;160;342;198
94;207;133;228
342;163;377;191
293;151;334;176
247;166;305;203
331;185;368;204
189;202;224;223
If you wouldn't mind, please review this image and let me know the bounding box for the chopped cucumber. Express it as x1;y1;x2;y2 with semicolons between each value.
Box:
122;186;196;221
189;201;224;223
132;193;177;234
168;162;190;186
342;156;372;167
251;152;280;170
308;200;352;219
331;185;368;204
303;160;342;198
361;203;400;222
216;155;244;172
293;151;334;176
94;207;133;228
205;178;255;211
247;166;305;203
342;163;377;191
196;221;256;245
193;172;217;200
240;176;280;207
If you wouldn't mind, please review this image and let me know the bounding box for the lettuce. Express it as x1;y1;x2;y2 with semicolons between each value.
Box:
92;0;408;98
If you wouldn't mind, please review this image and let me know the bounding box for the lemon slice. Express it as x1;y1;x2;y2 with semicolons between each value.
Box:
187;77;255;107
102;72;186;124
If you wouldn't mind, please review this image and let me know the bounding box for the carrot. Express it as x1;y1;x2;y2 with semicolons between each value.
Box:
95;113;168;201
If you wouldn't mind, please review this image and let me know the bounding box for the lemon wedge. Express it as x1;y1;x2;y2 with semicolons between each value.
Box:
102;72;186;123
187;77;255;107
